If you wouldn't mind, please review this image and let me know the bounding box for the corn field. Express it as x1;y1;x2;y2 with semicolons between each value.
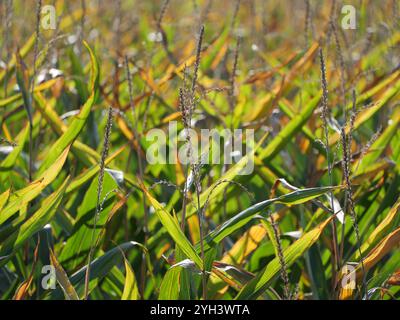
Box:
0;0;399;301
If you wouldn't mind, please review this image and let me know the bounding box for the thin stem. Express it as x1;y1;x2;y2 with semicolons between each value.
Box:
319;48;340;291
84;106;113;300
193;166;207;300
270;214;291;300
125;55;148;298
26;0;42;182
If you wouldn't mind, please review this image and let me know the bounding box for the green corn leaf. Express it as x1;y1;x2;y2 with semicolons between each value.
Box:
199;186;338;253
0;145;70;226
37;41;99;175
0;177;70;261
142;185;203;269
235;216;333;299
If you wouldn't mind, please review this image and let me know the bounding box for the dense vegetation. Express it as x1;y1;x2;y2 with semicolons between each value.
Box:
0;0;399;300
